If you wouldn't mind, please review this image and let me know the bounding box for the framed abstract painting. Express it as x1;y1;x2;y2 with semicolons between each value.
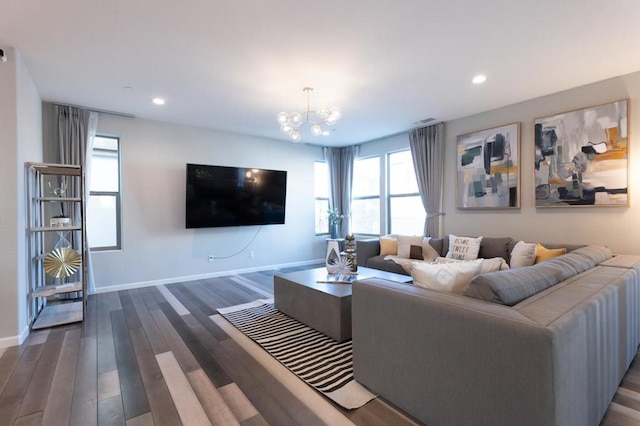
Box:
534;99;628;207
456;122;520;209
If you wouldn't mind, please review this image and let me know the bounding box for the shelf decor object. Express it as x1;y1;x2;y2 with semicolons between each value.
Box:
456;122;520;209
276;87;341;142
534;99;629;207
26;162;87;330
43;248;82;278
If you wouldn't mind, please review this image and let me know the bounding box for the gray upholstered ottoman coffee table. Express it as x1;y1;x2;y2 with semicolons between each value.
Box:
274;266;412;342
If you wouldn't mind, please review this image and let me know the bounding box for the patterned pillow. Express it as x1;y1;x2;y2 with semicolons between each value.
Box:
445;235;483;260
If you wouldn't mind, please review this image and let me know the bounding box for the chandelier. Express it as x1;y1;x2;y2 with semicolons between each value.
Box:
276;87;342;142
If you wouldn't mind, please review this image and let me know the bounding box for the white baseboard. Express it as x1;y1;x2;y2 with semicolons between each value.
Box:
93;258;324;294
0;325;30;349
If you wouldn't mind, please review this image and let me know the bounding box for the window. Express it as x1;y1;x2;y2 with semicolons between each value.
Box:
388;150;424;235
314;161;330;234
87;135;121;250
352;156;380;235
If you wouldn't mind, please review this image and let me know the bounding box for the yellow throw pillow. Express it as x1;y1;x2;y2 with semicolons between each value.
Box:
380;236;398;256
534;243;566;264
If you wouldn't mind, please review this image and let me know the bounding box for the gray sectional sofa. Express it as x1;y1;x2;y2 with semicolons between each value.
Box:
352;242;640;426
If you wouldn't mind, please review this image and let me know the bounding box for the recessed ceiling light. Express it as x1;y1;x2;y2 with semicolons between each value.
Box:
472;75;487;84
152;97;165;105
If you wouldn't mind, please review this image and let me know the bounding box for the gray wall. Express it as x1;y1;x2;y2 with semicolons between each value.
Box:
88;114;327;291
443;71;640;254
0;47;42;346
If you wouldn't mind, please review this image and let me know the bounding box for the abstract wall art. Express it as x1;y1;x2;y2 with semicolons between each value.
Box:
456;122;520;209
534;99;628;207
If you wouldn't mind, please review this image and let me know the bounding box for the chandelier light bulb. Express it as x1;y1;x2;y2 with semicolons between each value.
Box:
290;129;301;142
276;112;289;124
311;124;322;136
316;105;329;118
289;112;303;127
281;123;292;133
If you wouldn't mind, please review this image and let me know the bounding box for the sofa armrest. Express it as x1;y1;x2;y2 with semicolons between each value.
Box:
352;278;557;426
356;239;380;266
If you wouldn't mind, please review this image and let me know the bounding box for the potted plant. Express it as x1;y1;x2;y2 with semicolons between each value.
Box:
50;214;71;227
327;209;344;239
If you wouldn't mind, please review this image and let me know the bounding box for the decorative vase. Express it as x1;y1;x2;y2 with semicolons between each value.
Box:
329;222;340;239
326;240;340;274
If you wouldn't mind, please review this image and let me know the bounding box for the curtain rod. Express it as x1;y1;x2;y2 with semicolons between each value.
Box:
53;102;135;119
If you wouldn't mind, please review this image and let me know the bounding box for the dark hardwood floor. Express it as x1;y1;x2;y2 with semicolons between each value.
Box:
1;264;640;425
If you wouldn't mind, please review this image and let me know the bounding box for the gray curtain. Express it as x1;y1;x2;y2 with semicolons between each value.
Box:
56;105;99;294
325;145;358;237
409;122;444;237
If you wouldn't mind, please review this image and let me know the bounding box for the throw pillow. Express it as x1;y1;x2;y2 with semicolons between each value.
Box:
445;235;483;260
422;237;440;261
397;235;425;259
510;241;537;268
435;256;508;274
409;245;424;260
534;243;566;264
412;259;483;294
380;236;398;256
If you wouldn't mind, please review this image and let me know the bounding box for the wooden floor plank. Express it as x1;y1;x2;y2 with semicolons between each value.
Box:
111;310;149;420
155;351;211;426
187;368;240;425
17;328;65;417
0;345;26;396
119;291;142;329
0;344;43;424
129;326;182;426
149;309;201;373
157;285;189;316
41;328;81;425
126;411;155;426
98;394;125;426
218;383;258;423
130;288;170;355
70;335;98;426
157;300;233;388
97;293;117;375
98;370;120;401
166;285;231;342
13;411;43;426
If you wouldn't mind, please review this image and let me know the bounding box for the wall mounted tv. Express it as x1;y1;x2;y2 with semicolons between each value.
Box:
186;163;287;228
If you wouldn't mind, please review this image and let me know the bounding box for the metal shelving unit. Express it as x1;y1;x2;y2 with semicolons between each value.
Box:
26;162;87;329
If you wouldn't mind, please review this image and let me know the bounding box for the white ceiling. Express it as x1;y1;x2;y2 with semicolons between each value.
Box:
2;0;640;146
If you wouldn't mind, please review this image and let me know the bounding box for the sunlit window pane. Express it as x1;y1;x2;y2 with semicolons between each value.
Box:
88;135;121;250
390;196;425;235
87;195;118;248
353;157;380;197
351;198;380;235
314;162;329;198
389;150;418;195
314;161;330;234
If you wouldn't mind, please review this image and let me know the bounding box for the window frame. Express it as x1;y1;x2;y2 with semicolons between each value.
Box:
88;135;122;251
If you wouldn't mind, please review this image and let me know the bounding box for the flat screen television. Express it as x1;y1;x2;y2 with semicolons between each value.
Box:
186;163;287;228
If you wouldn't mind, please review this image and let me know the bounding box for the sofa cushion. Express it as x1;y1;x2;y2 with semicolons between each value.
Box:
510;241;537;268
428;237;445;257
397;235;424;258
365;255;409;275
463;262;566;306
412;260;482;294
534;243;566;263
380;236;398;256
478;237;514;261
422;238;440;261
571;245;612;265
409;245;423;260
446;235;483;260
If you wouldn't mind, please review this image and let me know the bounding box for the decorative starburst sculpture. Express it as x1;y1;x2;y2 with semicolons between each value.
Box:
329;255;353;275
44;247;81;278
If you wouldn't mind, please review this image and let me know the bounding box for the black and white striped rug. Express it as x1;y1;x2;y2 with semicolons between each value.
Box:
217;299;376;409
